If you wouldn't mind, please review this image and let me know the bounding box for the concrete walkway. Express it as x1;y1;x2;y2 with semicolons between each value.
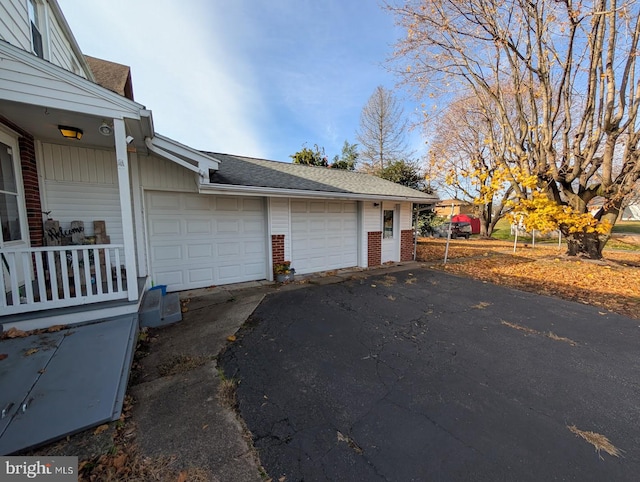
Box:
130;263;418;480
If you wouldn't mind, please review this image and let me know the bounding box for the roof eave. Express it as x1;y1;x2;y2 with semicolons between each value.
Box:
199;182;438;203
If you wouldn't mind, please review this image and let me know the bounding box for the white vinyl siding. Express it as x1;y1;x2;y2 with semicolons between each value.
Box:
400;202;413;230
138;155;197;192
291;200;358;274
146;192;267;291
269;197;291;260
44;181;122;245
41;143;123;245
0;0;87;77
0;0;32;53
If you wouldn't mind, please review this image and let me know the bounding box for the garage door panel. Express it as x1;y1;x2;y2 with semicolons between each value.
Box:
187;243;213;259
184;195;211;211
188;267;215;284
151;245;183;262
147;192;267;291
216;197;240;211
150;219;181;236
244;240;266;255
292;200;358;274
243;198;263;211
185;219;212;234
243;219;265;233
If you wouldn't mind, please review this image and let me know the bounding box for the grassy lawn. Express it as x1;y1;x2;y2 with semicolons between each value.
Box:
488;218;640;250
613;220;640;234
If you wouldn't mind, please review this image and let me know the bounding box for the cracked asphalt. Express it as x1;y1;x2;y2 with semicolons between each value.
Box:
220;268;640;481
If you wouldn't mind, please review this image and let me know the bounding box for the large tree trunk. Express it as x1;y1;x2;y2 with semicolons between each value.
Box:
564;232;610;259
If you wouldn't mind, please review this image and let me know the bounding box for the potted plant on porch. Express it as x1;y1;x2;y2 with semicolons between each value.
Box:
273;261;295;283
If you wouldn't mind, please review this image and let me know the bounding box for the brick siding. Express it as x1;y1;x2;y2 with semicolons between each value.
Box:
400;229;414;262
271;234;285;264
367;231;382;267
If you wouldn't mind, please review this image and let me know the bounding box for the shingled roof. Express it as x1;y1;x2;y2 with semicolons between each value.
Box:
204;153;438;202
85;56;134;100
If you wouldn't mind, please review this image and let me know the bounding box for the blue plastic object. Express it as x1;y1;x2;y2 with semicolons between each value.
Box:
149;284;167;296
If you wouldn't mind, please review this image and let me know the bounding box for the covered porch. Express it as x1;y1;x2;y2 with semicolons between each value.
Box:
0;40;217;328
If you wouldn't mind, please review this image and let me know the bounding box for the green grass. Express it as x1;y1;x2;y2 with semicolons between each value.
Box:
613;221;640;234
490;218;640;251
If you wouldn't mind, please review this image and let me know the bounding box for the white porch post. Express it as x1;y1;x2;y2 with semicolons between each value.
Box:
113;118;138;301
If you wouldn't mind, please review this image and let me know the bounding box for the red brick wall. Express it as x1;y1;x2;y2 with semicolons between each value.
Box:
271;234;285;264
0;118;43;247
367;231;381;267
400;229;414;262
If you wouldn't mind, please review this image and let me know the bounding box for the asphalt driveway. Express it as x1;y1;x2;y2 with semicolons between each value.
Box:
220;268;640;481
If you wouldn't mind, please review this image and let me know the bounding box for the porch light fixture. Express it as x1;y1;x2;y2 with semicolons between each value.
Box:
98;121;113;136
58;125;83;140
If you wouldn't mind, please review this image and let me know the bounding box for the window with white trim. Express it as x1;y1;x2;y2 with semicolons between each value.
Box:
28;0;44;59
0;130;26;245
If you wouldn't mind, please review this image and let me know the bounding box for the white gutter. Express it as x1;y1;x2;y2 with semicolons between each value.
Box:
199;182;438;204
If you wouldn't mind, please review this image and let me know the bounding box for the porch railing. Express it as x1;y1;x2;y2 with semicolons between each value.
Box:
1;244;129;315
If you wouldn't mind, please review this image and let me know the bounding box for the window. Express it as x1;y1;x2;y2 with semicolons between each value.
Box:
0;132;24;244
383;209;394;239
28;0;44;58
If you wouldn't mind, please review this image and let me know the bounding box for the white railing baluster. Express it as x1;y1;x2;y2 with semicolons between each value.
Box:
0;253;7;308
22;251;34;304
82;248;91;296
47;250;59;301
104;248;114;294
71;250;81;297
8;253;19;306
60;249;70;299
34;251;47;302
93;247;103;295
114;249;123;292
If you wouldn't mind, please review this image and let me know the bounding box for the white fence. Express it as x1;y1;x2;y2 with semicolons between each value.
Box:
1;244;129;315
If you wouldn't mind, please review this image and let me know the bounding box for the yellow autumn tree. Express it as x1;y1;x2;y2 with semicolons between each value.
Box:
390;0;640;258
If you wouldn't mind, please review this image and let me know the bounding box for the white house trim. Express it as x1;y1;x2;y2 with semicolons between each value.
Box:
0;40;143;119
113;118;138;301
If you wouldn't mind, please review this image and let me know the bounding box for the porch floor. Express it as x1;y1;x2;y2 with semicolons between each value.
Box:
1;277;147;332
0;314;138;455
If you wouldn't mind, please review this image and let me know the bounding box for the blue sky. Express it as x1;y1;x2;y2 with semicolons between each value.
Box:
57;0;425;163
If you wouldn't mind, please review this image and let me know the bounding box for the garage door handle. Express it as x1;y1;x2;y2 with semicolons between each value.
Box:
2;402;14;418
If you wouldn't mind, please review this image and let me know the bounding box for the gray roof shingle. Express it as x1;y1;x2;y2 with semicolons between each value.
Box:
204;153;438;202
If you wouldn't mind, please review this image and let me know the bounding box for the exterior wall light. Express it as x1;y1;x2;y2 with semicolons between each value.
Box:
58;125;83;140
99;122;113;136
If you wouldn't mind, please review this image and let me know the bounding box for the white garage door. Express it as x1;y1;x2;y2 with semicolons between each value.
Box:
291;200;358;274
146;192;267;291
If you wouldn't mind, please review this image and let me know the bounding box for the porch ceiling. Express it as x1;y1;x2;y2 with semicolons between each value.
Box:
0;98;149;152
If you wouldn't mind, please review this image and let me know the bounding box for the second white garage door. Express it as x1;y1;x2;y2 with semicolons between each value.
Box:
291;200;358;274
146;192;267;291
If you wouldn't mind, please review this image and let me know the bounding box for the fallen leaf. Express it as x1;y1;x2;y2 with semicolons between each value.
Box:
181;306;189;313
38;368;46;374
202;424;209;430
4;328;28;339
177;472;188;482
93;424;109;435
0;354;7;361
112;453;127;469
47;325;64;332
24;348;39;356
227;335;237;342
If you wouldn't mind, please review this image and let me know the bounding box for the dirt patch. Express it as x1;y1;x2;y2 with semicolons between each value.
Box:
157;354;213;377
